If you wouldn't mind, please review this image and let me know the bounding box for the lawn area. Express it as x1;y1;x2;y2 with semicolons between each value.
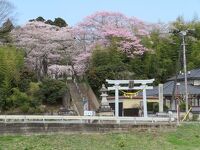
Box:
0;124;200;150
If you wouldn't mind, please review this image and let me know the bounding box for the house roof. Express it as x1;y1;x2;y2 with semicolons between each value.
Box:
168;68;200;81
143;81;200;96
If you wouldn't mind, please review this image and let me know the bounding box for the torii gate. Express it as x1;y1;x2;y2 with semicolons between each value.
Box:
106;79;154;118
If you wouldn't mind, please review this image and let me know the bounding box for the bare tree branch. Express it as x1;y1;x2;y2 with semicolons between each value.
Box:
0;0;13;25
0;0;14;43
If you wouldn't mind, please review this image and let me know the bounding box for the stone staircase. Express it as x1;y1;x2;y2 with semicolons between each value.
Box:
68;81;84;116
68;79;99;116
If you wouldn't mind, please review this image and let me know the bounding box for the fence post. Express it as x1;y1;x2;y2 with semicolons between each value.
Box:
61;116;64;123
24;115;26;123
4;115;6;123
43;116;45;123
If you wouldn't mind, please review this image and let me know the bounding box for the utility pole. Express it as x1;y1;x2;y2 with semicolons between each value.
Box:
180;31;189;112
176;83;180;125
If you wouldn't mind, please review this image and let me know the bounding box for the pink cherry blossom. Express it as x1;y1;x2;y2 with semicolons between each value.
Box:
73;11;151;57
11;21;81;79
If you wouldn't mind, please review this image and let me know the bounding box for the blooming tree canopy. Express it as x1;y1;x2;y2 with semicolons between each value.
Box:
73;11;151;55
11;12;153;77
11;21;81;79
48;64;73;78
72;11;152;75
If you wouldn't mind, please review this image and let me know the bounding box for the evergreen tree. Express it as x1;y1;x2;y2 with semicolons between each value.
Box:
53;17;68;27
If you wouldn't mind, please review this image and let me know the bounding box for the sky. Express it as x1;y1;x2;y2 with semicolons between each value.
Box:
9;0;200;26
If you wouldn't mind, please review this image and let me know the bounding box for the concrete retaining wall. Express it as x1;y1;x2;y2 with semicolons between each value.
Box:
0;123;176;135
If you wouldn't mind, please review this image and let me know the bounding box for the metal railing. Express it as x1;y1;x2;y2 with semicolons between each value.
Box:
0;115;175;124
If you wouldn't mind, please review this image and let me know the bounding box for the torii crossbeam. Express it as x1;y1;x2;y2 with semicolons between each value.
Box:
106;79;154;118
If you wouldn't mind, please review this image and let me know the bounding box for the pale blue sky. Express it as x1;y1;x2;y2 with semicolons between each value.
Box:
10;0;200;26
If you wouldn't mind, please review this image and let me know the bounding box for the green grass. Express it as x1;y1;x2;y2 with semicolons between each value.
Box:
0;124;200;150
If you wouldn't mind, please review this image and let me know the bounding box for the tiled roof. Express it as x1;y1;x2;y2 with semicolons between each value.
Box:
143;81;200;96
168;68;200;81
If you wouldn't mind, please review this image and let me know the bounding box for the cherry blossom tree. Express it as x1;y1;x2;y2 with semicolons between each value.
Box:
72;11;152;75
11;21;81;80
48;64;73;79
11;12;154;77
73;12;151;54
72;51;91;75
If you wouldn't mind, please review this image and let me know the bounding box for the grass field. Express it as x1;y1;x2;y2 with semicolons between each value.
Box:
0;124;200;150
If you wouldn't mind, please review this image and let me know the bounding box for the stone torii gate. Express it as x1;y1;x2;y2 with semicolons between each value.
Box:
106;79;154;118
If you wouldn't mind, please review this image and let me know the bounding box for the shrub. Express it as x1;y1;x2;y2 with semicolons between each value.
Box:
20;103;29;113
27;82;42;107
37;78;67;105
7;88;30;108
